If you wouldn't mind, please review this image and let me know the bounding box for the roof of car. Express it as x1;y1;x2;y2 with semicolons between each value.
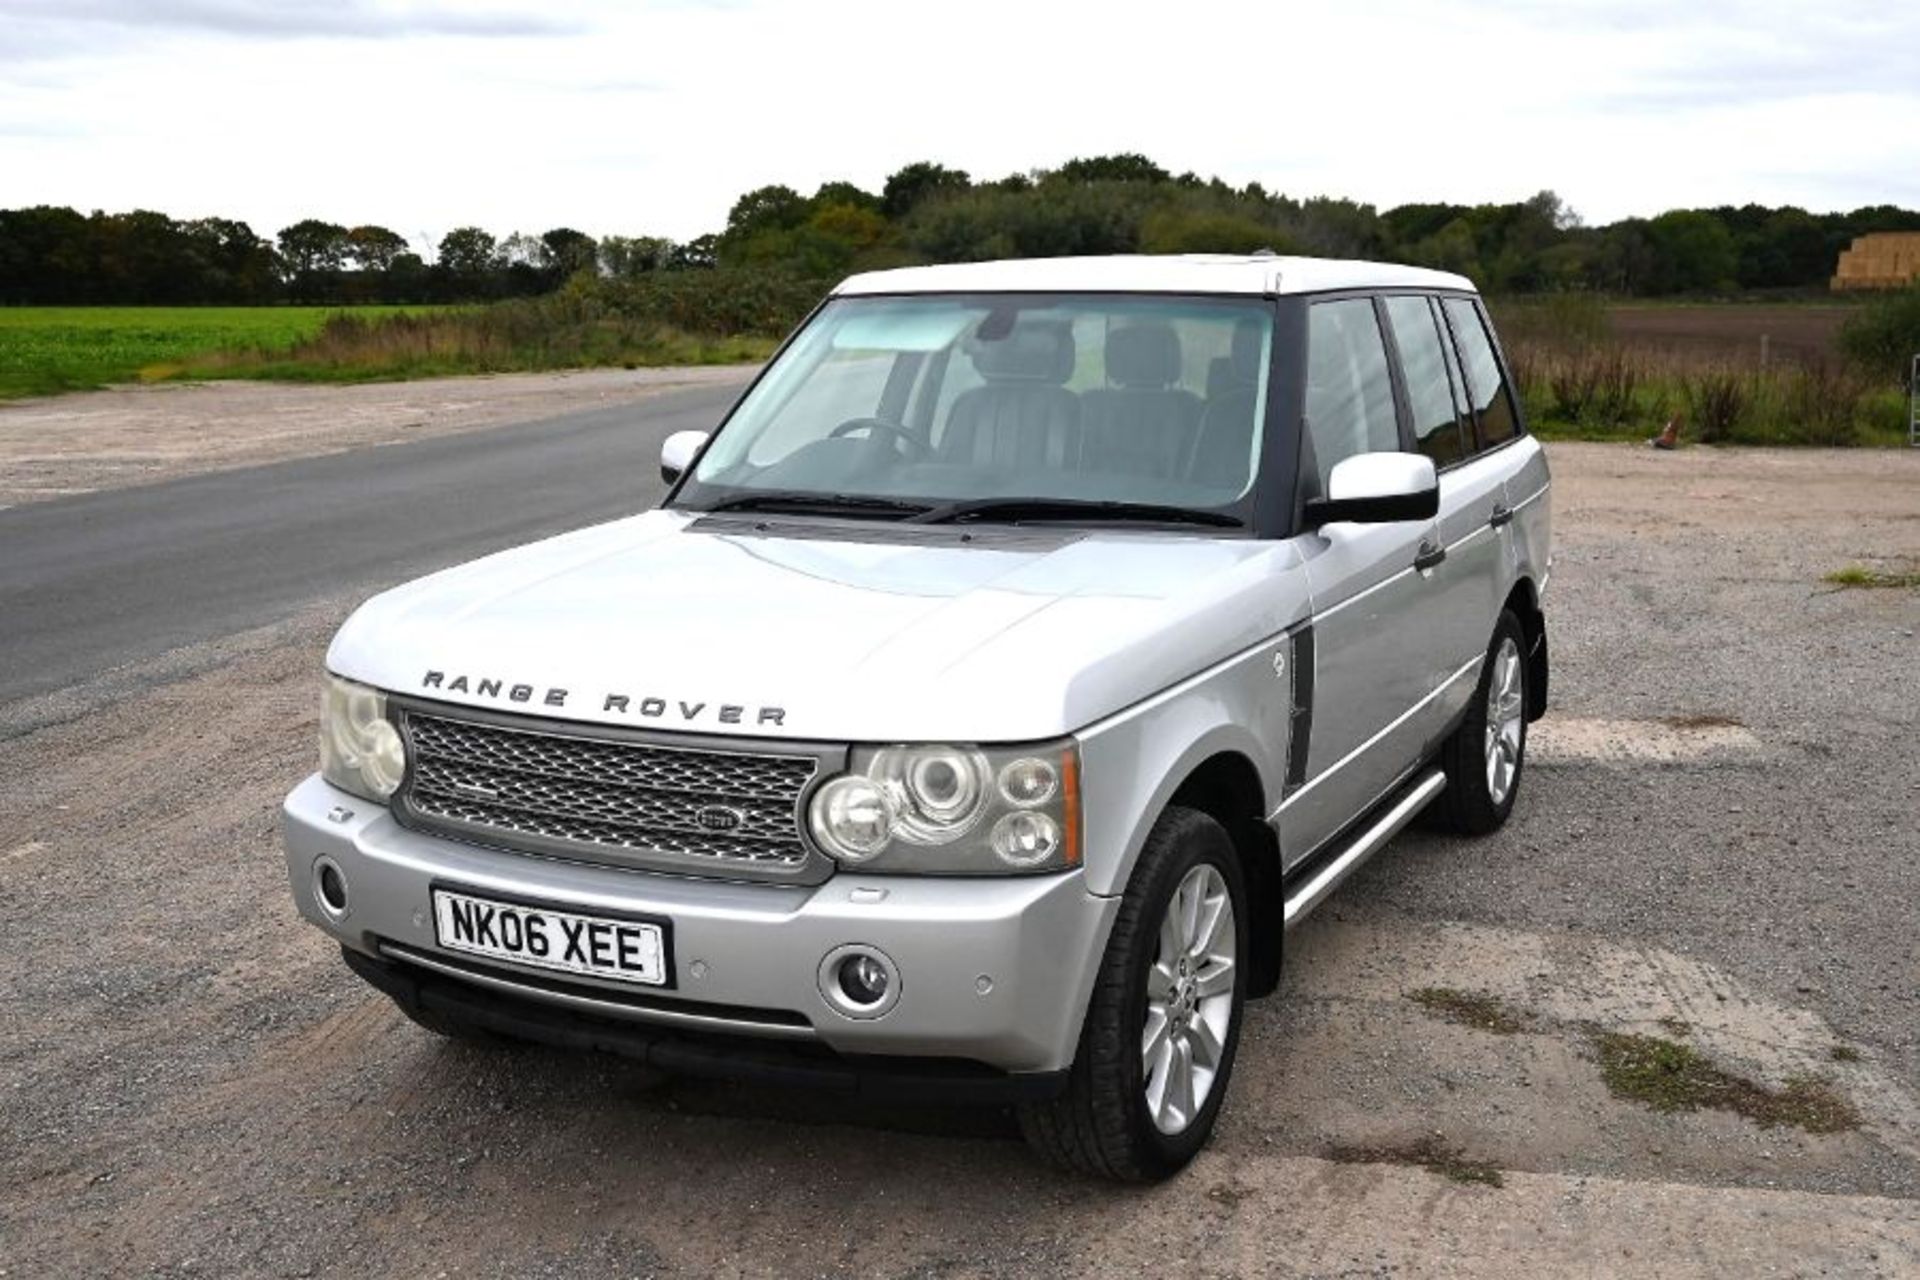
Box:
834;254;1476;298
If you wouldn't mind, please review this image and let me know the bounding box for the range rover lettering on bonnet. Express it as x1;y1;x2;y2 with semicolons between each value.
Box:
420;670;786;726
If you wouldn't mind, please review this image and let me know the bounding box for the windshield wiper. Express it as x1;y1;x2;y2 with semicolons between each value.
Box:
696;491;934;520
910;497;1243;528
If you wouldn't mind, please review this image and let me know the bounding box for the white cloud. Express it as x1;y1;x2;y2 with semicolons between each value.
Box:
5;0;583;39
1;0;1915;249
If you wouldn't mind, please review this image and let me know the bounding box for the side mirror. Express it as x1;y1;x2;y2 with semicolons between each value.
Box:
1304;452;1438;527
660;430;708;485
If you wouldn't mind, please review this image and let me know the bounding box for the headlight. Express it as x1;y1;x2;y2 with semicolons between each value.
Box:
808;741;1080;874
871;744;989;841
809;775;894;863
319;674;406;803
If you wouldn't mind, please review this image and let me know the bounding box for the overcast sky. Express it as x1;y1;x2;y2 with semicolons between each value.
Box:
4;0;1917;254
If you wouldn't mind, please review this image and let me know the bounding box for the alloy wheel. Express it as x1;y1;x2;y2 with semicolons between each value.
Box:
1483;636;1525;806
1142;863;1237;1135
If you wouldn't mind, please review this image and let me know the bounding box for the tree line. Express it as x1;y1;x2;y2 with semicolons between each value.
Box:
0;210;653;306
5;154;1919;306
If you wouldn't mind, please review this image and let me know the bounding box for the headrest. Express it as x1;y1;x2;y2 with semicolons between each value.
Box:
1230;319;1266;383
1105;323;1182;389
968;323;1075;383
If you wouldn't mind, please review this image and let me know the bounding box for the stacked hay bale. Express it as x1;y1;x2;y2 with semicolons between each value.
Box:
1832;232;1920;290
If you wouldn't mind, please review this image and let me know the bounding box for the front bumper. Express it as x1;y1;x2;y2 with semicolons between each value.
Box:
282;774;1116;1075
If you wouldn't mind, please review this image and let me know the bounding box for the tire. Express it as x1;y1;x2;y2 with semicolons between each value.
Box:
1017;806;1248;1181
1432;609;1529;836
393;1000;523;1049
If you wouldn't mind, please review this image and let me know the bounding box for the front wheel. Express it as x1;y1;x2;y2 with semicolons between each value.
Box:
1017;806;1247;1181
1432;609;1529;835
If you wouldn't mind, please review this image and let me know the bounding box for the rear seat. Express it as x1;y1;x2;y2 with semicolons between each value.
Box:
1080;322;1201;480
939;322;1081;470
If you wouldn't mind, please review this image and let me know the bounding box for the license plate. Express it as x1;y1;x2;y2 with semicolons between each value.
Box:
430;888;669;987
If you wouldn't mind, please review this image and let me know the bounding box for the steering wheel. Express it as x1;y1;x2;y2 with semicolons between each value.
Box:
828;417;931;459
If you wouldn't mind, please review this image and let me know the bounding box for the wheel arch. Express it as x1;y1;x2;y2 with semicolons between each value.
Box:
1503;576;1549;721
1167;752;1284;998
1072;634;1298;996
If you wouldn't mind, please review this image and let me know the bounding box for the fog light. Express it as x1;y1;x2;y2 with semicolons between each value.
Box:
314;856;350;918
839;954;890;1005
816;944;901;1019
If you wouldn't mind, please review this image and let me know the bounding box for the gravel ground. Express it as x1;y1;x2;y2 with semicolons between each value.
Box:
2;435;1918;1276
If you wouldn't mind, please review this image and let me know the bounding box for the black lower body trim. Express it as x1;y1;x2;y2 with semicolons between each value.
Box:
342;946;1066;1106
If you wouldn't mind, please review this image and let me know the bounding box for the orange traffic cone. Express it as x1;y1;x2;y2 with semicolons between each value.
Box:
1650;417;1680;450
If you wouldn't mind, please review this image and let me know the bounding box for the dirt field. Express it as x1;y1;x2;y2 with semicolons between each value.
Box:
0;365;754;508
1607;304;1854;363
3;398;1919;1274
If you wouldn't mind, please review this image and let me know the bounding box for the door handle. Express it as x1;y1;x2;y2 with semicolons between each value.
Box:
1489;504;1514;528
1414;541;1447;572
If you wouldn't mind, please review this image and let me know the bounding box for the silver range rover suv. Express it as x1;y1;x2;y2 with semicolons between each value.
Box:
284;254;1550;1181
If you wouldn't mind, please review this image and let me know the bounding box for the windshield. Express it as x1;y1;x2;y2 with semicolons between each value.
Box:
677;293;1273;524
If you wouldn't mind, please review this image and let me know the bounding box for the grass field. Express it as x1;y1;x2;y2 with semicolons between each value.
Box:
0;301;777;399
181;308;777;386
1496;298;1912;448
0;306;444;399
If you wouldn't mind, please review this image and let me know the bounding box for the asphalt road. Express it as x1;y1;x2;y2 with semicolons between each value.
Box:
0;379;744;715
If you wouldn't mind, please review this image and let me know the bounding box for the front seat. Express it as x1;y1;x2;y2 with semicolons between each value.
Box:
939;323;1081;470
1080;322;1201;479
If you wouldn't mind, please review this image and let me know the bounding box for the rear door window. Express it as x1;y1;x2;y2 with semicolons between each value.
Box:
1303;298;1401;493
1384;295;1466;467
1441;297;1519;449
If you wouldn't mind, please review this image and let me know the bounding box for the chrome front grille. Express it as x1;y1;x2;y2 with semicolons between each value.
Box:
394;707;826;877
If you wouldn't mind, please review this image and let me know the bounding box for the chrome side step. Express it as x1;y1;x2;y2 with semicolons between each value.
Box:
1281;769;1446;931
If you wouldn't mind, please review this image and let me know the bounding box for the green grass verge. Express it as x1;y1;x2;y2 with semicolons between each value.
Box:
1524;384;1910;447
178;331;778;386
0;305;774;398
0;305;447;399
168;303;780;388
